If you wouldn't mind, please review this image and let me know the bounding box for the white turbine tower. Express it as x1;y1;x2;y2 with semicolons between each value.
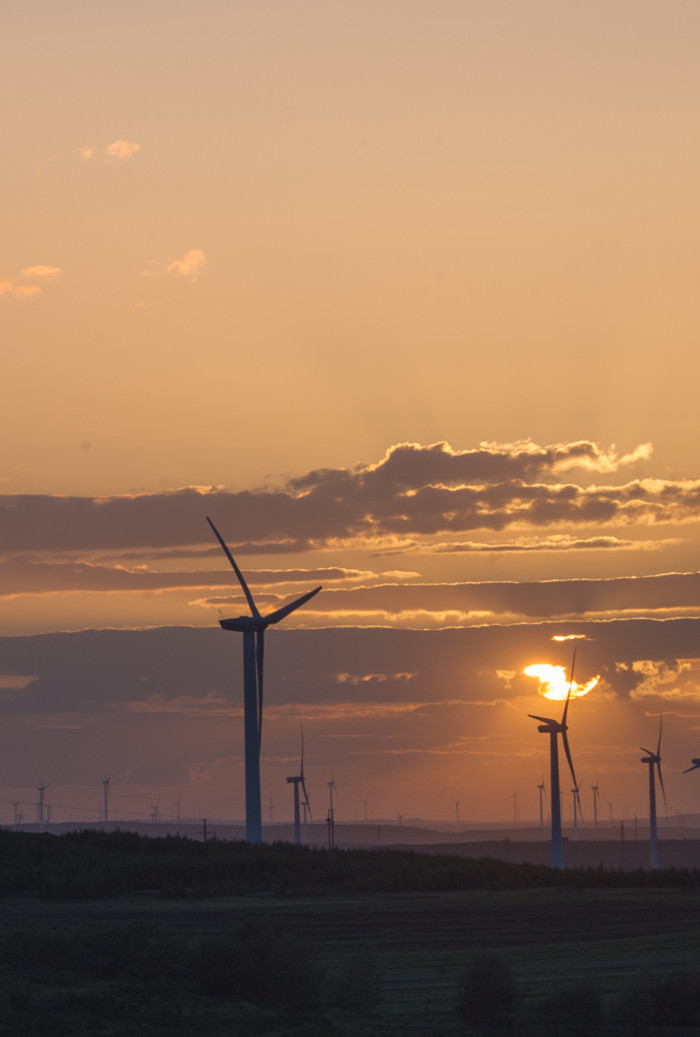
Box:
528;650;580;869
207;517;321;844
287;729;311;845
641;714;666;870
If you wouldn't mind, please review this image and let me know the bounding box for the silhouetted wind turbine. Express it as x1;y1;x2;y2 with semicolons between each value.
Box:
537;776;546;828
591;779;600;828
641;714;666;869
36;781;50;831
683;755;700;774
207;516;321;843
102;776;110;823
528;649;580;869
326;771;337;851
287;728;311;845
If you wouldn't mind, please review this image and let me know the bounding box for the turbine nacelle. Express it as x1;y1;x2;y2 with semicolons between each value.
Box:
219;615;268;632
530;715;565;734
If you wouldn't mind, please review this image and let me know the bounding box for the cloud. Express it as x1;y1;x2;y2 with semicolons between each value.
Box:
432;535;670;554
104;139;140;160
19;265;62;282
0;440;695;556
0;265;63;300
78;141;140;161
166;249;205;281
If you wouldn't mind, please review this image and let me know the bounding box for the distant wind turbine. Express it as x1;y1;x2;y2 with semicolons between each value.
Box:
327;771;337;851
207;516;321;844
683;755;700;774
102;777;110;823
591;779;601;828
641;714;666;870
36;781;50;831
528;649;581;869
287;728;311;846
537;776;546;828
395;809;407;826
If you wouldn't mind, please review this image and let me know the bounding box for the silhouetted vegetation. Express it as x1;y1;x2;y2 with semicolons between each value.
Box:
1;828;700;900
458;954;520;1034
2;830;700;1034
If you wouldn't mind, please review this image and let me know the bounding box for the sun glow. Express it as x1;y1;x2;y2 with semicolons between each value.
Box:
524;663;599;701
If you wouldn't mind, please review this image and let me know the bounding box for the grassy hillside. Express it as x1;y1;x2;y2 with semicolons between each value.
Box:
1;830;700;1035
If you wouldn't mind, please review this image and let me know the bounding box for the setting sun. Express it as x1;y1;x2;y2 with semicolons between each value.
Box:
524;663;599;701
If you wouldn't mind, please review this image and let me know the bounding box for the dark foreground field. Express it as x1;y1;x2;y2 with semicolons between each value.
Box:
1;830;700;1035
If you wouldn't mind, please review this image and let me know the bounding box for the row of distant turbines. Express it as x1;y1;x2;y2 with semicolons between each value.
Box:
529;648;700;869
208;520;700;869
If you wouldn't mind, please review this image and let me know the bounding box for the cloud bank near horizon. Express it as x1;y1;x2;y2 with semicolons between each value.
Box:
0;439;684;553
0;439;698;635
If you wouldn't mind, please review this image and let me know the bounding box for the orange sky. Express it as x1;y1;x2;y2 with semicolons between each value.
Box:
3;2;700;828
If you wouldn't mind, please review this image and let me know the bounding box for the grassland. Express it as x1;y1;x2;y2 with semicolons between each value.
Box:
0;831;699;1035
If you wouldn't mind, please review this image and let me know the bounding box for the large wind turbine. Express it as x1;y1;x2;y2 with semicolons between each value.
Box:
287;729;311;845
207;517;321;844
641;715;666;870
528;650;580;869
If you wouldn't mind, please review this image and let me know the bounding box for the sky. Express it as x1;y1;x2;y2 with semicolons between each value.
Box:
3;1;700;829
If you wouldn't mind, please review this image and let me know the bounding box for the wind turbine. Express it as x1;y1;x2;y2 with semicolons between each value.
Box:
641;714;666;870
528;650;580;869
36;781;50;832
591;779;601;828
395;809;407;826
286;728;311;845
327;771;337;851
571;785;581;833
537;776;546;828
683;756;700;774
207;516;321;843
102;776;110;823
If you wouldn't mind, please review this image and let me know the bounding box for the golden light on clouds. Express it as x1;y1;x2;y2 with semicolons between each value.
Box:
104;139;140;160
167;248;206;281
0;265;62;300
524;663;599;701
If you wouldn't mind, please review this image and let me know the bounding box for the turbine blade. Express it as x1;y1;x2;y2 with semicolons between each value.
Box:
264;585;322;626
301;779;312;821
528;713;557;725
561;647;577;727
683;761;700;774
657;760;667;807
206;517;261;619
256;629;264;750
300;726;305;780
561;728;579;793
657;712;663;758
